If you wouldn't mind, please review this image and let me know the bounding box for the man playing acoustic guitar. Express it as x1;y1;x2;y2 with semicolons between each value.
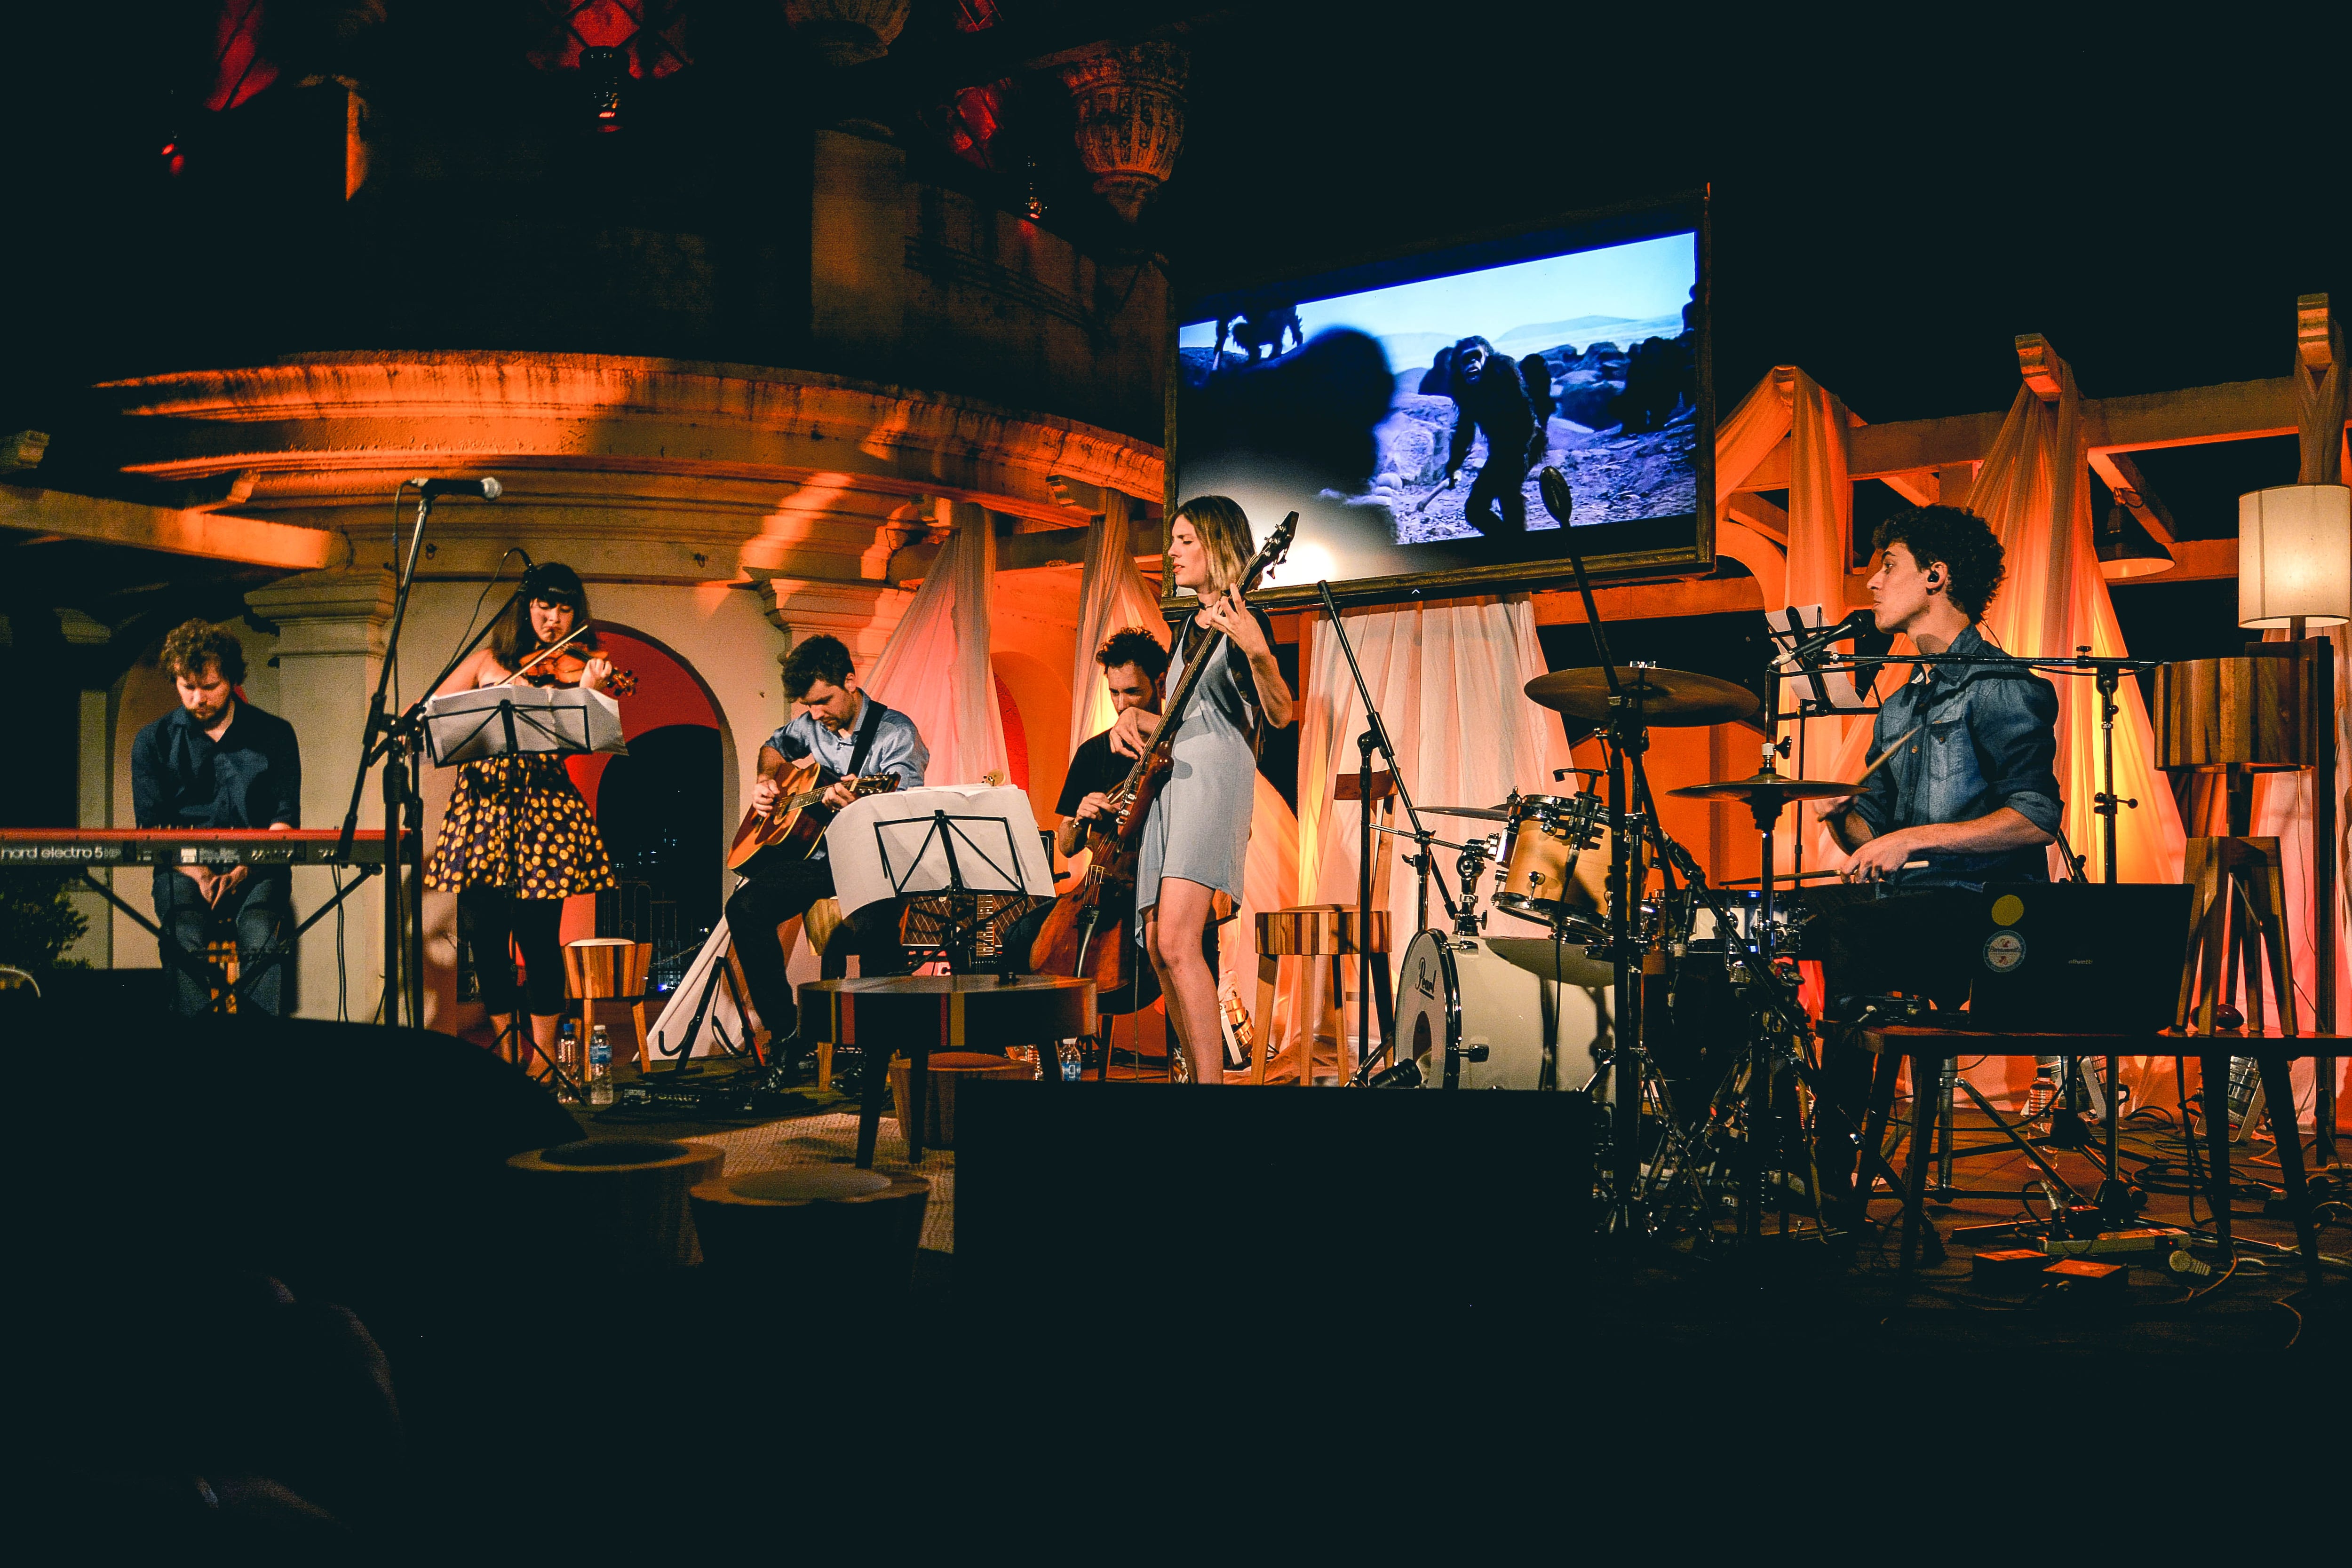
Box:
724;635;928;1068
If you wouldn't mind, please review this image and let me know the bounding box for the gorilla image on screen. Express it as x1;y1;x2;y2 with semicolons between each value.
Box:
1175;227;1703;595
1430;337;1550;535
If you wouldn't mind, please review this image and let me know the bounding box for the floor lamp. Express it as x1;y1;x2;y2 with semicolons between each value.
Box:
2172;482;2348;1157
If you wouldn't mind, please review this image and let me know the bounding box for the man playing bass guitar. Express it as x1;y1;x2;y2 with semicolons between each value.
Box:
724;635;928;1068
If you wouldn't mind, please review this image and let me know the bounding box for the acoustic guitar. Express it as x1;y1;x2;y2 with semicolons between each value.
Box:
725;764;900;871
1029;510;1296;988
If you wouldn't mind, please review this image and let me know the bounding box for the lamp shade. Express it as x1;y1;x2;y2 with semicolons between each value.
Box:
2239;483;2352;629
2098;499;2175;579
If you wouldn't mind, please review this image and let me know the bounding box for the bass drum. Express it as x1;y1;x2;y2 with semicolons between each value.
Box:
1397;929;1613;1091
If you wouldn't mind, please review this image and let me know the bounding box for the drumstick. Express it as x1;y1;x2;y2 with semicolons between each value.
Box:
1847;726;1920;789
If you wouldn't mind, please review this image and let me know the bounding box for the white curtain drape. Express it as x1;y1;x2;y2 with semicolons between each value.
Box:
1297;595;1570;989
1066;498;1169;752
863;505;1008;788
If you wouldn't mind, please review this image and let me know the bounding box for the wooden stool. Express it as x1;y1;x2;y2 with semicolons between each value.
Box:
888;1050;1033;1149
505;1137;726;1269
799;974;1095;1166
688;1167;931;1307
564;938;655;1070
1252;906;1392;1085
203;937;241;1015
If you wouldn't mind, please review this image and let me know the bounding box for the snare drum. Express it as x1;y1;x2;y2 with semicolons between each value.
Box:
1493;793;1605;926
1396;928;1611;1092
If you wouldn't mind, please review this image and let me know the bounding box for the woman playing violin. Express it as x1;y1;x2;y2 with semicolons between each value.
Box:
425;562;620;1071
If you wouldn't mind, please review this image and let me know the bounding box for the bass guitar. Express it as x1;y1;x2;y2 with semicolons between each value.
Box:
1029;510;1296;984
725;764;900;871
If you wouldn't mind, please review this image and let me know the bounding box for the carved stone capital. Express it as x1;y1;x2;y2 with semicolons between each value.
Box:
1059;41;1189;224
759;575;911;669
784;0;911;68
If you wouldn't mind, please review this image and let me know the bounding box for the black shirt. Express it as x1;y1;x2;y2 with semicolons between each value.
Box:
1057;729;1131;818
131;701;303;830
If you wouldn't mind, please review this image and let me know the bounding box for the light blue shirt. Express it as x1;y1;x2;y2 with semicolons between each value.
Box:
766;696;928;790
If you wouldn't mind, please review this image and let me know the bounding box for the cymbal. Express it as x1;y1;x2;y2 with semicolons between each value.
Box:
1522;667;1761;728
1667;769;1863;804
1421;805;1511;822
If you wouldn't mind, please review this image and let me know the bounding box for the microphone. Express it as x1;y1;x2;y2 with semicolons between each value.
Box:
409;476;504;500
1538;465;1573;526
1786;608;1875;661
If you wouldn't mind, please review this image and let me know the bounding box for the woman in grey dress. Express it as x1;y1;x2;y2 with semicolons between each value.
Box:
1111;496;1293;1082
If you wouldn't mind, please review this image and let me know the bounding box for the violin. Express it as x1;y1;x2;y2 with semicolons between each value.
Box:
503;629;638;697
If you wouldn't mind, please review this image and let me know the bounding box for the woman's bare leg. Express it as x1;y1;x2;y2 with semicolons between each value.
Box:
1145;879;1224;1083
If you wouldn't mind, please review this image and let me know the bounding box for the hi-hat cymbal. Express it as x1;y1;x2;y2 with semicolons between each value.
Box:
1667;769;1863;804
1422;805;1512;822
1522;667;1761;728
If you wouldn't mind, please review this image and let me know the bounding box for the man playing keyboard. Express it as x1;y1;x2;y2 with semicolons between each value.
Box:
129;619;302;1017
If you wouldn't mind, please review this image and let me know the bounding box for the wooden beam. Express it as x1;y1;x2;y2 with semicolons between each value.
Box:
2081;377;2305;453
1880;468;1937;506
2299;293;2333;370
1529;577;1764;625
1732;377;2328;494
1724;492;1788;545
2016;334;2065;402
0;485;344;570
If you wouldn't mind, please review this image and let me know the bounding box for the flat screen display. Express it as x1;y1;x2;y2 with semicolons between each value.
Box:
1171;198;1711;607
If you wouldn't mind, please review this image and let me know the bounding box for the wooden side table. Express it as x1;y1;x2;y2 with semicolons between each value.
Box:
799;974;1095;1165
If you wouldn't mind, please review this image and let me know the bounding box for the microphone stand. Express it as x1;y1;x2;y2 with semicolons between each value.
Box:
332;487;525;1028
1314;581;1457;1086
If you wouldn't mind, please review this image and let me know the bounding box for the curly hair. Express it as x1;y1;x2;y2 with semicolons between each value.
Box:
159;618;245;686
1096;626;1169;682
1870;505;2008;622
780;634;854;701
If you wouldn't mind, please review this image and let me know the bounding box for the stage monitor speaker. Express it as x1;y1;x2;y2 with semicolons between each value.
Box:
955;1082;1594;1323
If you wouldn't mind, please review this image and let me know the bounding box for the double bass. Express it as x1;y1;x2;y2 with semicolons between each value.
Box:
1029;512;1297;994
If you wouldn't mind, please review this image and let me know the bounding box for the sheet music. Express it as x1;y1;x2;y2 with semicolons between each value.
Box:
1765;604;1874;712
422;685;628;765
826;784;1055;911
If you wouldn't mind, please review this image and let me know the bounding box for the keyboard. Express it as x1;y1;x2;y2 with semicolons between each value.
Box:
0;829;413;868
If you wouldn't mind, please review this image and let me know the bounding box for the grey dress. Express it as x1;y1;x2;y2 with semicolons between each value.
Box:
1135;610;1269;932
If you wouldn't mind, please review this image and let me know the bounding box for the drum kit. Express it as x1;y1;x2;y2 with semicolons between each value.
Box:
1366;656;1894;1247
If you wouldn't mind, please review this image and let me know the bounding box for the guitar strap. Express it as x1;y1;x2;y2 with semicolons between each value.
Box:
844;692;889;780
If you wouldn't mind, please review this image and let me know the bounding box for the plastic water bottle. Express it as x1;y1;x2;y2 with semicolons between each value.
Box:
588;1024;615;1106
556;1019;582;1103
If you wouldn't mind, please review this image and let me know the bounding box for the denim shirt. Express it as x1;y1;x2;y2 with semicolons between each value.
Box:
1850;624;2061;891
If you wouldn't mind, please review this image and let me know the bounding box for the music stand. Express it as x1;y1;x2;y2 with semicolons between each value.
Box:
423;684;628;767
837;786;1055;975
423;684;628;1097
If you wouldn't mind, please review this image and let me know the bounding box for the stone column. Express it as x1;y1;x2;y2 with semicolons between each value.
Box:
243;569;396;1022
